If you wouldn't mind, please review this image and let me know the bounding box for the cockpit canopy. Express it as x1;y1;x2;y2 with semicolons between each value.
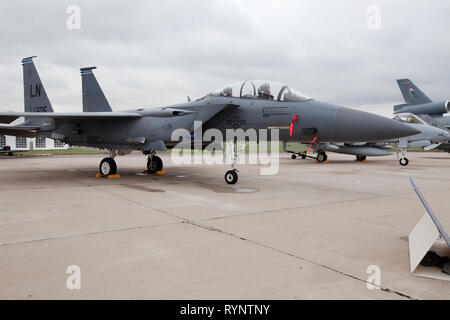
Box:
393;113;426;125
210;80;310;102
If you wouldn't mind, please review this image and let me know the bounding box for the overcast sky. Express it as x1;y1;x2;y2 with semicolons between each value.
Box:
1;0;449;117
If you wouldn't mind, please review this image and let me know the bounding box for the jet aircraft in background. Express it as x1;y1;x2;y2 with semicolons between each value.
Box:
0;57;418;184
289;113;449;166
394;78;450;128
393;78;450;152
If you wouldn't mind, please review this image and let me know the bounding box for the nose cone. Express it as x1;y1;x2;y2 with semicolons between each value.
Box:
438;129;450;142
335;107;420;142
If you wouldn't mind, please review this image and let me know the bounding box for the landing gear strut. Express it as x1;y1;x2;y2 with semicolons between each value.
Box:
224;141;243;184
146;152;163;173
398;147;409;166
99;150;118;176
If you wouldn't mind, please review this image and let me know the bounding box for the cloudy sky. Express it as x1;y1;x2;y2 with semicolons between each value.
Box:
1;0;449;117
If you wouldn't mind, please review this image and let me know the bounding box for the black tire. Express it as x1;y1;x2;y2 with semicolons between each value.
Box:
291;154;297;160
99;158;117;176
7;152;13;156
356;155;366;161
301;154;306;159
147;156;163;173
399;157;409;166
317;152;327;162
224;170;238;184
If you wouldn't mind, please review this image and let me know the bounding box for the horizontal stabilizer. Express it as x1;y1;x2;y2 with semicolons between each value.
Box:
0;124;41;137
0;124;40;131
393;103;409;112
0;115;21;124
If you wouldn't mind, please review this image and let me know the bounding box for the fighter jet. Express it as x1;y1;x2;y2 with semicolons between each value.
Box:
393;78;450;152
289;112;449;165
394;78;450;128
0;57;418;184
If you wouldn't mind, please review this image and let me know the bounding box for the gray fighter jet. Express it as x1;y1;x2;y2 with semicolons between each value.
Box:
0;57;418;184
393;78;450;152
394;79;450;128
289;112;450;166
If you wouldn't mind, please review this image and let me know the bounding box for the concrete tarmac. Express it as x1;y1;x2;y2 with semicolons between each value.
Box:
0;152;449;299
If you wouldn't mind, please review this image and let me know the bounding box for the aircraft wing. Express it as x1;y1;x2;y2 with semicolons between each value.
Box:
0;112;143;123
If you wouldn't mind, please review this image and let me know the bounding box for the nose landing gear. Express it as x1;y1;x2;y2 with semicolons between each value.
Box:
399;157;409;166
397;146;409;166
224;141;245;184
225;169;239;184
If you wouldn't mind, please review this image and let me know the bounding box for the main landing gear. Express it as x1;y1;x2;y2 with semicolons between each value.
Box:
99;150;118;176
147;152;163;173
98;150;165;177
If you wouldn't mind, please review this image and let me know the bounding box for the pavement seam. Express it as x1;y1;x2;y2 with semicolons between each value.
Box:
0;221;184;246
1;169;437;299
183;220;417;300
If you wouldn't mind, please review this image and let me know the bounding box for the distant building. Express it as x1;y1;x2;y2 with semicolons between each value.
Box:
0;135;69;151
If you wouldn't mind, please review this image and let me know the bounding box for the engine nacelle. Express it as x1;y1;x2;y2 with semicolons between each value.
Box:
393;101;449;115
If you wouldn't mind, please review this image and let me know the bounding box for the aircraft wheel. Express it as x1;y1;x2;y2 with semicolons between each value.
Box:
99;158;117;176
147;156;163;173
225;170;238;184
301;154;306;159
317;152;327;162
356;155;366;161
291;154;297;160
399;157;409;166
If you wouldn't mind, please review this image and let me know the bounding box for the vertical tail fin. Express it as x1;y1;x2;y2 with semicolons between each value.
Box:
396;78;432;105
80;67;112;112
22;56;54;114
